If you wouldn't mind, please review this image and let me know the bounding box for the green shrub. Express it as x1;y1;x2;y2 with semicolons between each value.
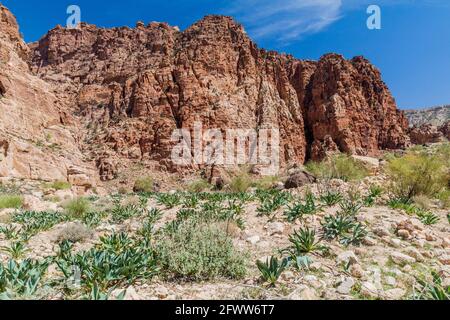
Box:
414;271;449;300
412;194;432;210
0;195;23;209
0;259;49;299
12;211;69;240
157;193;180;209
157;221;247;281
187;179;211;193
285;193;321;222
2;241;28;259
56;233;158;292
228;172;252;193
437;189;450;209
253;176;279;190
416;210;440;226
320;190;343;206
386;151;448;200
257;192;289;221
286;227;324;255
256;256;287;287
322;213;367;246
363;186;383;207
133;177;154;193
47;181;71;190
306;154;369;182
63;197;90;219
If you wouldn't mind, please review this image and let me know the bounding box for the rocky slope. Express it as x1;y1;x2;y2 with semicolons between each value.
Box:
1;5;410;189
405;105;450;127
0;173;448;300
404;106;450;144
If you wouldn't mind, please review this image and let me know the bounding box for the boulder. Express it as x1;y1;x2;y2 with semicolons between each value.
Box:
284;171;316;189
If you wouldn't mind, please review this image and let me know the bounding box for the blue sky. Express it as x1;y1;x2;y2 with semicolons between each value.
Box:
3;0;450;109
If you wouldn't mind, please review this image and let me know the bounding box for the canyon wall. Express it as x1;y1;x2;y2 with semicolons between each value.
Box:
0;5;410;185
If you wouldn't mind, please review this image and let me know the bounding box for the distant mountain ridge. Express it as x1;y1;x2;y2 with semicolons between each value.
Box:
404;105;450;127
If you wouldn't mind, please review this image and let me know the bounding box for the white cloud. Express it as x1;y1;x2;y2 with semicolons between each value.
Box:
224;0;343;42
222;0;449;44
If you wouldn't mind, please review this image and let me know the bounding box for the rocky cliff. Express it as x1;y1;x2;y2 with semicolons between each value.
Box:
1;5;410;186
0;6;97;192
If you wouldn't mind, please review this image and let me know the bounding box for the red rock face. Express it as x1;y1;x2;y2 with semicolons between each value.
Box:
0;6;97;192
438;121;450;140
306;55;410;159
409;124;444;145
1;5;411;181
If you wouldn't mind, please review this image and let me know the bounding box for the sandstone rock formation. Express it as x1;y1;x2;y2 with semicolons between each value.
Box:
408;123;444;145
438;121;450;140
0;6;97;192
1;5;411;185
305;55;409;159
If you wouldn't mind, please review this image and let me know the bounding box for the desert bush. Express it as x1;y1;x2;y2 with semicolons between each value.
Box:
388;198;416;213
182;194;200;208
339;198;363;216
81;211;107;228
253;176;279;190
57;222;93;243
437;189;450;209
416;210;440;226
435;142;450;164
0;182;20;195
118;187;128;195
305;154;369;182
63;197;90;219
187;179;211;193
0;195;23;209
176;199;245;234
0;226;20;240
386;151;448;200
412;194;432;210
157;221;247;281
388;198;439;224
228;172;252;193
47;181;71;190
133;176;154;193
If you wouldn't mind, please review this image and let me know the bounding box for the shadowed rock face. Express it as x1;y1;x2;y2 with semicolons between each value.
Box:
1;5;410;182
